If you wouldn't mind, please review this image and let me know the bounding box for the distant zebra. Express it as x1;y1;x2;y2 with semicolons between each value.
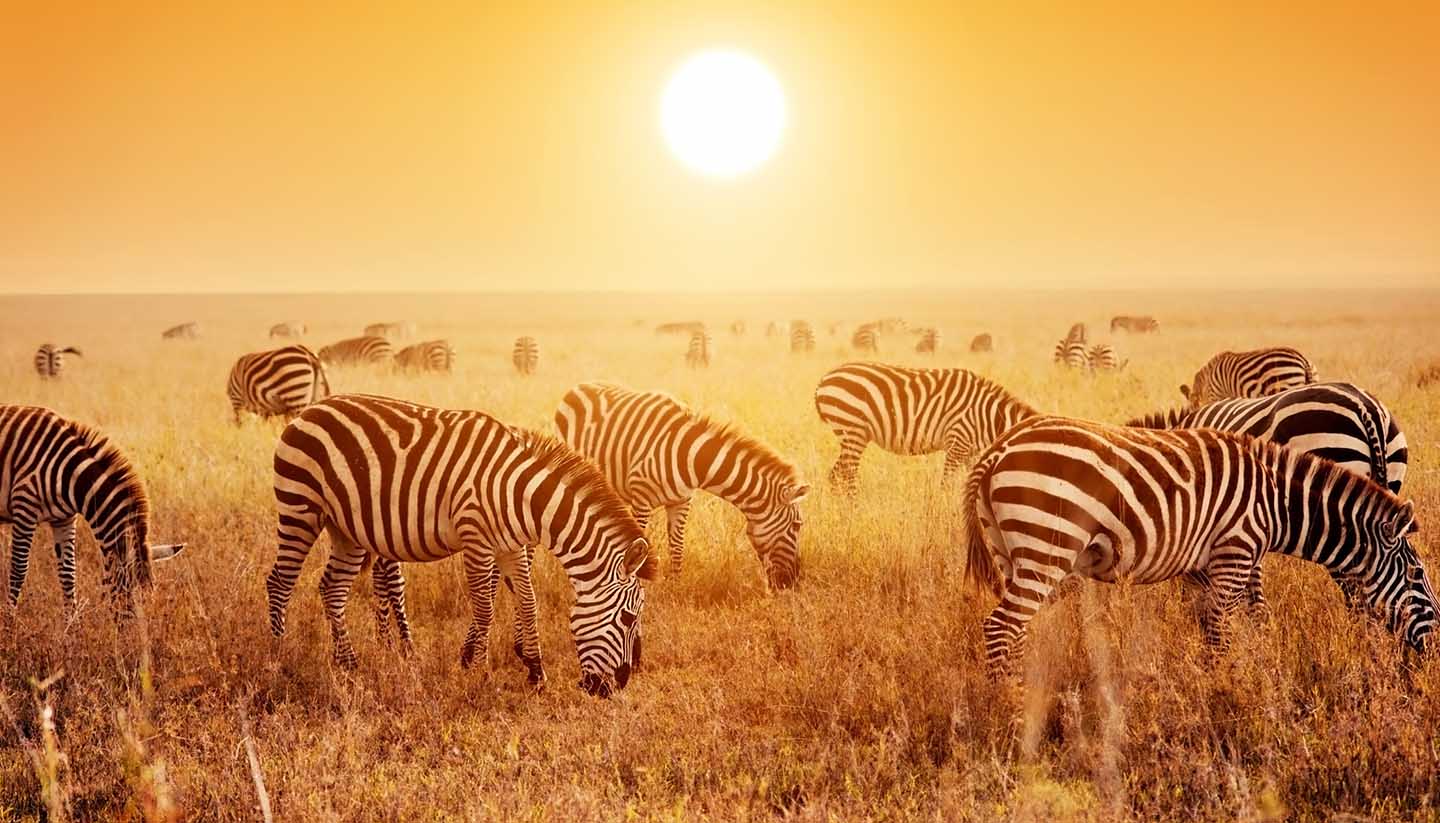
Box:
1065;322;1087;344
512;336;539;375
266;394;655;695
814;362;1038;492
685;330;713;368
318;335;393;366
269;322;308;338
227;345;330;423
1182;347;1316;406
1087;343;1124;371
1111;315;1159;333
827;322;845;337
730;321;746;336
851;324;879;353
363;321;416;340
790;321;816;353
915;328;941;354
656;321;706;336
876;317;907;334
33;345;82;379
1418;363;1440;390
969;334;993;353
964;417;1436;682
162;322;200;340
396;340;456;373
1;405;184;611
1053;338;1088;369
765;321;787;338
556;383;808;588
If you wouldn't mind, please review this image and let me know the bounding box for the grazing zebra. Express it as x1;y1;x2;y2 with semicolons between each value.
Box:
1182;347;1316;406
555;383;809;588
1;405;184;611
1053;338;1088;369
790;321;816;353
227;345;330;423
656;321;705;336
964;416;1436;681
969;334;993;353
851;324;879;353
162;322;200;340
363;321;415;340
269;322;308;338
1087;343;1124;371
266;394;655;695
814;362;1038;492
685;329;713;368
915;328;941;354
1111;315;1159;333
318;335;393;366
396;340;455;373
33;344;82;379
512;336;539;375
730;321;746;336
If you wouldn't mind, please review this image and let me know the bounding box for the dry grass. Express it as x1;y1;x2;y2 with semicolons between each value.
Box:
1;289;1439;821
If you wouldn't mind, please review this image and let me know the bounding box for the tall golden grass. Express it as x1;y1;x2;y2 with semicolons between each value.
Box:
1;290;1438;821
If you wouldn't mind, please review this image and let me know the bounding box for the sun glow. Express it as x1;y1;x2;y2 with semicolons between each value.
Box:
660;50;786;179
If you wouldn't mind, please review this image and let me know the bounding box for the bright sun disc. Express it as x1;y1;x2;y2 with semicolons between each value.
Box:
661;50;786;179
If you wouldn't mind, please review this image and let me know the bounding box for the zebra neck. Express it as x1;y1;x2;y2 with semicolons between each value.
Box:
1267;455;1371;577
686;424;767;506
77;461;148;551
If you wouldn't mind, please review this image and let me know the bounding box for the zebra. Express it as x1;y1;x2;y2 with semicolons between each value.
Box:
227;345;330;424
915;328;941;354
34;345;82;379
876;317;907;334
512;336;539;375
269;322;308;338
1111;315;1159;333
162;322;200;340
1419;363;1440;390
1128;381;1408;608
555;382;809;588
730;321;746;336
1087;343;1124;371
964;416;1436;682
396;340;455;373
266;394;655;696
656;321;705;336
685;329;713;368
790;322;816;353
363;321;416;340
851;324;879;353
1065;322;1087;344
318;335;393;366
1053;338;1088;369
814;362;1038;492
765;321;787;338
1;405;184;611
969;334;993;353
1182;347;1316;406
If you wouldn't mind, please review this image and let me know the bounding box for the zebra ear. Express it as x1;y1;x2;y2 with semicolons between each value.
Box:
150;543;185;562
785;484;810;504
1179;384;1191;399
1388;502;1418;541
623;537;656;580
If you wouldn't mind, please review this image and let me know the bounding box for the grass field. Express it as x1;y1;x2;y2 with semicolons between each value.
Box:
2;289;1439;821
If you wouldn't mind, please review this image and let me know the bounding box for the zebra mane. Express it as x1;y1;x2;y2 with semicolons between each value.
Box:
512;427;659;579
695;416;805;488
1125;407;1189;429
965;370;1040;419
1258;435;1407;522
72;421;153;558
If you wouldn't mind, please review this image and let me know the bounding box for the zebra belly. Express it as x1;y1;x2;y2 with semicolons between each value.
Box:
315;491;462;563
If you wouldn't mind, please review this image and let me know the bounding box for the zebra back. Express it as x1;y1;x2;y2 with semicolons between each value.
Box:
851;324;879;352
969;333;993;353
1183;346;1316;405
396;340;456;373
227;344;329;419
319;335;393;366
512;336;539;375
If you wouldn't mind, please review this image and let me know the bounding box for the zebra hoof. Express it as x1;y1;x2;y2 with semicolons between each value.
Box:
526;667;547;690
333;650;359;670
459;644;478;669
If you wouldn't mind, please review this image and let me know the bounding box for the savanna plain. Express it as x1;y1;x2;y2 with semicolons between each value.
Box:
2;290;1439;822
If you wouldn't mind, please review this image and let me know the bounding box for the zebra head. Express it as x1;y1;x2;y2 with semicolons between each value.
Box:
102;523;185;613
744;482;810;590
1360;500;1434;654
573;536;652;698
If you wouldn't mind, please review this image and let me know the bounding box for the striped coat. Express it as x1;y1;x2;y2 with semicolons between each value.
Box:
1111;315;1159;333
1;405;183;610
790;322;816;353
162;322;200;340
851;324;879;353
1182;347;1316;406
685;330;713;368
227;345;330;423
915;328;941;354
267;394;655;695
34;345;82;379
1053;338;1088;369
318;335;393;366
1087;343;1123;371
269;322;308;338
969;334;993;353
814;362;1038;491
512;337;539;375
396;340;456;373
555;383;809;588
364;321;416;340
965;417;1436;680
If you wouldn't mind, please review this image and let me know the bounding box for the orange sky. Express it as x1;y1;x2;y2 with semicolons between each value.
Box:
2;1;1437;293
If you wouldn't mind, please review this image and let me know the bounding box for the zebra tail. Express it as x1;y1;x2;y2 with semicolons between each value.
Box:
61;347;83;357
962;457;1003;597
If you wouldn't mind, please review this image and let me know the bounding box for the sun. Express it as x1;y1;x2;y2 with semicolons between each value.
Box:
660;49;787;179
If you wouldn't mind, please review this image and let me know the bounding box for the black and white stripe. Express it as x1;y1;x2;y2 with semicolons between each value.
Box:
227;345;330;423
1182;346;1316;406
814;362;1038;491
965;417;1436;681
1087;343;1123;371
396;340;456;373
318;335;394;366
1;405;183;611
1053;338;1088;369
851;324;879;353
266;394;655;695
790;321;816;353
269;322;308;338
34;344;82;379
915;328;941;354
512;336;539;375
555;382;809;588
685;330;713;368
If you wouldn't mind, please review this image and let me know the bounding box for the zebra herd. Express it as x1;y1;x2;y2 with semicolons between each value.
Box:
5;326;1436;702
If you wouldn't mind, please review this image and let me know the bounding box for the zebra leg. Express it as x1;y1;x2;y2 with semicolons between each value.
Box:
497;544;545;688
1245;562;1271;622
506;545;536;666
665;500;693;575
51;518;79;610
981;553;1074;682
370;556;414;655
265;504;324;637
827;435;866;494
1200;562;1250;649
1330;571;1365;612
459;547;501;669
317;532;368;669
6;519;39;607
941;434;972;483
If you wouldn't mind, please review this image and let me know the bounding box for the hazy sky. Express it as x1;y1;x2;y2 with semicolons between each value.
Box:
3;1;1437;293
